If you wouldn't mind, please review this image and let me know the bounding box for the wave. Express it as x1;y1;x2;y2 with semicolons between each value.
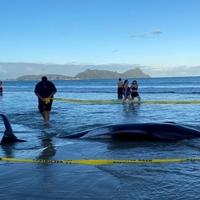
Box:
4;78;200;95
5;88;200;94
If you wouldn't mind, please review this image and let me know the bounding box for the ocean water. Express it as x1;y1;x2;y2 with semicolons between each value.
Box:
1;77;200;199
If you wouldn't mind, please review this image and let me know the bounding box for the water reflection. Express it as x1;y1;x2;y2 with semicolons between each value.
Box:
1;144;15;158
122;103;140;120
105;140;175;150
37;131;56;159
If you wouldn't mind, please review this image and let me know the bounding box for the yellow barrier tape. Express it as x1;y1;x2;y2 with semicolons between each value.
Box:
1;157;200;165
53;98;200;105
43;97;51;104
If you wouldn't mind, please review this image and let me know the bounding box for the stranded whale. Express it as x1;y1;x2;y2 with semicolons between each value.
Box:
61;122;200;141
2;113;200;142
0;113;26;144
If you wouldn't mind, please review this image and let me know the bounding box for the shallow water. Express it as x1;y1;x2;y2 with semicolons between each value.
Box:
1;77;200;199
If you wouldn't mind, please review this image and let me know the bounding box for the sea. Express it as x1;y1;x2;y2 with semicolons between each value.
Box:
1;76;200;200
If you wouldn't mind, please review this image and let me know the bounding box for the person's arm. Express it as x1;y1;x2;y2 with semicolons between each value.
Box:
34;83;45;102
35;92;44;101
48;91;56;98
47;82;57;98
35;92;49;104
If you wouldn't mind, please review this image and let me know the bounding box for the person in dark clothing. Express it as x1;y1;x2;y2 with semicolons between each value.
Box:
130;80;141;101
0;81;3;95
117;78;123;99
34;76;57;124
123;79;131;101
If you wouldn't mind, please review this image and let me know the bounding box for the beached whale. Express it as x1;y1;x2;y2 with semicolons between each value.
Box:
0;113;26;144
61;122;200;141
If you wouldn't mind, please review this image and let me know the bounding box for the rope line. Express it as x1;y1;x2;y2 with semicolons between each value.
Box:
1;157;200;165
52;98;200;105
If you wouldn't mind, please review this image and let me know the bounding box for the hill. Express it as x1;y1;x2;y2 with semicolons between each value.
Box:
16;68;150;80
75;68;150;79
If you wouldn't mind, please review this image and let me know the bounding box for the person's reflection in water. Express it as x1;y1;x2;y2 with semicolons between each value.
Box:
122;103;140;119
37;132;56;160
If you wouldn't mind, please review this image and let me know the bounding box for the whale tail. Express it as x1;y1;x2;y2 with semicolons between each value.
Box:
0;113;26;144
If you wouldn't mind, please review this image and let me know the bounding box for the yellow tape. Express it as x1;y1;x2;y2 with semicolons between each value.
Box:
43;98;51;104
1;157;200;165
52;98;200;105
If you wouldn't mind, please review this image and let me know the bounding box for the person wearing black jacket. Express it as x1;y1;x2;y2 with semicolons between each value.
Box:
34;76;57;124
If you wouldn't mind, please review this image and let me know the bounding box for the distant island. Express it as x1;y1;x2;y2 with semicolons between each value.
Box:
16;74;77;81
16;68;150;80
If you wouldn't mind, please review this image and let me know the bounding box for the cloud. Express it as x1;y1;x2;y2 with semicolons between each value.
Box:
130;29;163;38
112;49;120;53
0;65;8;74
25;67;33;71
142;65;200;77
129;33;149;38
151;29;162;35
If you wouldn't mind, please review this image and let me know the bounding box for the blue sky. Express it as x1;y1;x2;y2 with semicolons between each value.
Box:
0;0;200;76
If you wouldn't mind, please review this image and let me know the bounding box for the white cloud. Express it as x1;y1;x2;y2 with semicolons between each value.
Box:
130;29;163;38
25;67;33;71
112;49;120;53
143;65;200;77
151;29;162;35
0;65;8;74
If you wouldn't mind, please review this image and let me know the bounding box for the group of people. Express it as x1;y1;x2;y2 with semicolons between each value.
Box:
1;76;141;125
117;78;141;102
35;76;141;124
35;76;141;125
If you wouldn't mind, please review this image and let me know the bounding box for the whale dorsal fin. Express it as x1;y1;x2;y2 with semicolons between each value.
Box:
0;113;26;144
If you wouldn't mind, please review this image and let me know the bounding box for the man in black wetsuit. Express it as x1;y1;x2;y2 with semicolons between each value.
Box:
34;76;57;124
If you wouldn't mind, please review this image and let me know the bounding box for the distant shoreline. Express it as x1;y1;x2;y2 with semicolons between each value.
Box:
5;75;200;81
8;68;150;81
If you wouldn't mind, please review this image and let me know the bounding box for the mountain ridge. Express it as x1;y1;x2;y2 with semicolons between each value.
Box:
75;68;149;79
15;68;150;80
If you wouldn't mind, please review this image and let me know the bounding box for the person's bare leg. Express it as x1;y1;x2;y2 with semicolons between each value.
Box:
44;111;50;124
46;111;50;122
41;111;49;124
41;112;46;122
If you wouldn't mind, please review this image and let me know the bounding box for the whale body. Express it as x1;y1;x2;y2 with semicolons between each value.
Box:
61;122;200;141
0;113;26;144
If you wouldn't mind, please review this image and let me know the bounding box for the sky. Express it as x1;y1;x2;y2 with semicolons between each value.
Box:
0;0;200;78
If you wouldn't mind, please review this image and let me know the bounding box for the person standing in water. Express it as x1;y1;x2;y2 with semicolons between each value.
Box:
0;81;3;95
117;78;123;99
130;80;141;101
0;81;3;96
34;76;57;124
123;79;131;102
